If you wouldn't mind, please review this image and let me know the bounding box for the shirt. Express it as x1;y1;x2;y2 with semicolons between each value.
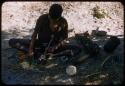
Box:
34;14;68;46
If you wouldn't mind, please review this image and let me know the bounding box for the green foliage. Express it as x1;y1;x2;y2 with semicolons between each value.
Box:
92;6;107;19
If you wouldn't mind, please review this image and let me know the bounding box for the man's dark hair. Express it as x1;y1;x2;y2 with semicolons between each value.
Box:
49;4;63;19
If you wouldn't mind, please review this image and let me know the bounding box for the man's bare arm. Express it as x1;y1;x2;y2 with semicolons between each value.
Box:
52;20;68;51
29;30;37;56
29;16;41;56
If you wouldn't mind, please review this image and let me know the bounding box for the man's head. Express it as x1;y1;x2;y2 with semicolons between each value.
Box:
49;4;63;32
49;4;63;20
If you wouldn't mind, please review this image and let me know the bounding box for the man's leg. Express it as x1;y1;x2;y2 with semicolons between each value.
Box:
8;38;31;63
9;38;31;52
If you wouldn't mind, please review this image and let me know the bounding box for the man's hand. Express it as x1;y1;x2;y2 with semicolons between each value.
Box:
47;42;64;53
45;47;55;53
45;40;65;53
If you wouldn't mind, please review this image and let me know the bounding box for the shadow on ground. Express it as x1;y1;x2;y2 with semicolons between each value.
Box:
1;30;124;85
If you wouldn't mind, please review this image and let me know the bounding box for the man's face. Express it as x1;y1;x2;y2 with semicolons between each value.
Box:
48;15;60;32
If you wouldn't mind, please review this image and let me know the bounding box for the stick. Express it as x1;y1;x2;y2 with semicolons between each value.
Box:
101;54;113;67
73;54;90;65
85;71;101;78
52;50;72;57
77;54;89;62
44;35;54;54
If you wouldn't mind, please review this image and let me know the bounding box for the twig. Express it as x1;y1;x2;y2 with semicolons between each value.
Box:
13;68;43;81
101;54;113;67
77;54;89;62
51;50;72;57
14;72;27;81
85;71;101;78
28;67;44;73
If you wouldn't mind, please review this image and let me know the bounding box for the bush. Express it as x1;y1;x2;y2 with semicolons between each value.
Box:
92;6;107;19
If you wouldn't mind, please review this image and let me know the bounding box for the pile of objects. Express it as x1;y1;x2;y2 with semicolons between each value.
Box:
7;29;121;76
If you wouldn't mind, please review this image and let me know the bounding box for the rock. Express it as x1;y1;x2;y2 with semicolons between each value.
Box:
66;65;77;76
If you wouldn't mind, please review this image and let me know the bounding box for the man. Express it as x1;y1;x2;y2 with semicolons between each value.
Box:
29;4;68;54
9;4;69;63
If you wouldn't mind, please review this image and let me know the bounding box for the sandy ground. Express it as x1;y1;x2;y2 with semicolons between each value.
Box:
1;1;124;85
